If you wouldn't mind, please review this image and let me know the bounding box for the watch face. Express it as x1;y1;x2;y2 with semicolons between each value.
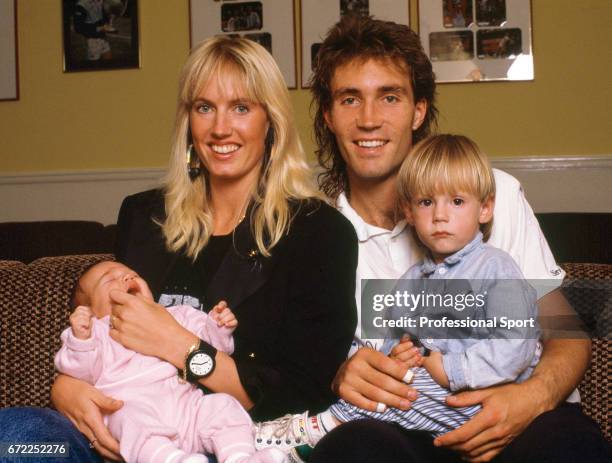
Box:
189;352;214;377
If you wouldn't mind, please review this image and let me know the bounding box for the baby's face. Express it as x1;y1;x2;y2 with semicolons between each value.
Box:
77;261;152;318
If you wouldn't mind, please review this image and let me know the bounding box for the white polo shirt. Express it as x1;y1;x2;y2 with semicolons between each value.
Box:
337;168;565;355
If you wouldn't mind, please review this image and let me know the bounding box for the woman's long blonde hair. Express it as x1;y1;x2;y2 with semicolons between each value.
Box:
162;36;321;258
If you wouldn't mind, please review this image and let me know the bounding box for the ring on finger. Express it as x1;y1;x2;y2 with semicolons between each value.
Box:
376;402;387;413
402;370;414;384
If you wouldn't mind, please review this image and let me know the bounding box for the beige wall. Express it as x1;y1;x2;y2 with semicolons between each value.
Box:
0;0;610;175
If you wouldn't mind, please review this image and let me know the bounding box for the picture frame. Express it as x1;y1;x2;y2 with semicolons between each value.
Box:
0;0;18;101
418;0;533;83
189;0;297;89
62;0;140;73
300;0;410;88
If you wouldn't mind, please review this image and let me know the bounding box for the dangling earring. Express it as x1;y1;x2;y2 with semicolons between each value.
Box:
263;128;275;165
186;144;202;180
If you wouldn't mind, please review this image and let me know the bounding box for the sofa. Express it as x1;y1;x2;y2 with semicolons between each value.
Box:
1;213;609;265
0;255;609;442
0;221;117;263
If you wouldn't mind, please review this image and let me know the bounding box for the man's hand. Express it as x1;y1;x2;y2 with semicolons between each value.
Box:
332;347;417;412
434;380;547;462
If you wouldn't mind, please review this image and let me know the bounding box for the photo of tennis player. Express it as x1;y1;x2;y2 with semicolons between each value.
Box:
244;32;272;54
477;28;522;59
221;1;262;32
62;0;139;72
429;30;474;61
443;0;473;28
340;0;369;17
476;0;507;26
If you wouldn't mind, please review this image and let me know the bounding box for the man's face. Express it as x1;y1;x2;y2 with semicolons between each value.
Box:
324;58;427;186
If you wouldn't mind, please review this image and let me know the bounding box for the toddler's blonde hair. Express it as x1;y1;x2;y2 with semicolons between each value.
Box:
397;134;495;241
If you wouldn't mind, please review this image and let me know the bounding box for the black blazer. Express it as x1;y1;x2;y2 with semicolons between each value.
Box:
114;189;358;420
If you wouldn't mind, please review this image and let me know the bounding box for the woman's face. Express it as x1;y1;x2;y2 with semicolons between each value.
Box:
190;70;270;187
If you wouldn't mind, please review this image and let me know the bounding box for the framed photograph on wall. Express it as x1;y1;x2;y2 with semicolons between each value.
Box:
62;0;140;72
418;0;533;83
301;0;410;88
190;0;297;89
0;0;18;101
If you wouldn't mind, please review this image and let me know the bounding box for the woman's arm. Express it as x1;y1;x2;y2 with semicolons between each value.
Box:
108;289;256;409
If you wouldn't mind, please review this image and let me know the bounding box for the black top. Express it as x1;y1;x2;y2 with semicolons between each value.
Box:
114;189;358;420
161;234;233;308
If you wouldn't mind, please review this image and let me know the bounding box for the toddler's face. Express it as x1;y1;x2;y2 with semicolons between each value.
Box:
403;191;493;263
76;261;152;318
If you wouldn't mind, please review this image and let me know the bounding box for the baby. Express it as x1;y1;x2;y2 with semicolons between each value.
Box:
54;261;283;463
254;134;541;461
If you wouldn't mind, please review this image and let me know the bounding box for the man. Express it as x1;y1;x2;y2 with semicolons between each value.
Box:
308;15;608;463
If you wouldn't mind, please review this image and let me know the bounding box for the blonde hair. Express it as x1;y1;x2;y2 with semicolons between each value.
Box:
162;36;321;258
397;134;495;240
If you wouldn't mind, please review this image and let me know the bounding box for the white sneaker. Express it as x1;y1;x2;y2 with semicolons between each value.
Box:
254;412;315;452
286;448;307;463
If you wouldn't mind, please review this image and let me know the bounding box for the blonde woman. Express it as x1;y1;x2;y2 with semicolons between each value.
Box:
47;37;358;461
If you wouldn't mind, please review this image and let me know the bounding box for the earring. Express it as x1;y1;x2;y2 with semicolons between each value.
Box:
186;144;202;180
263;128;275;164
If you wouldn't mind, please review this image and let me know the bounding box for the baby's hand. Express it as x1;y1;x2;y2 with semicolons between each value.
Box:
210;301;238;332
389;335;424;368
70;305;93;340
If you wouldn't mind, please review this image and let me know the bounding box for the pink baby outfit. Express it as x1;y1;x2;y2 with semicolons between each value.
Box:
54;305;283;463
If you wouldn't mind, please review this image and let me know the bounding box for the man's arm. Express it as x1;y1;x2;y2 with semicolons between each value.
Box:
434;289;591;462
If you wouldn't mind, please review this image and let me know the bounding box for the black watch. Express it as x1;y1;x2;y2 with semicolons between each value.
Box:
184;340;217;382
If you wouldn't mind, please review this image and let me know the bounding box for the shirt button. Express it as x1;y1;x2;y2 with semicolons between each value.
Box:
438;267;447;275
426;338;434;344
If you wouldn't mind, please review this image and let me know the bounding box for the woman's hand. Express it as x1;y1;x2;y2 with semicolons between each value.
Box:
51;374;123;461
332;347;418;412
109;290;197;367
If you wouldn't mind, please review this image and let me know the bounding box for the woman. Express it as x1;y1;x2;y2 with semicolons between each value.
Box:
4;37;357;462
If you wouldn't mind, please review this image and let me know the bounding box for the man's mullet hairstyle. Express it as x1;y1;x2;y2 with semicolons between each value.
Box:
310;15;438;200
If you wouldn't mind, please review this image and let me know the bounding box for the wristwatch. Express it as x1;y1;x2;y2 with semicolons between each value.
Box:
180;340;217;383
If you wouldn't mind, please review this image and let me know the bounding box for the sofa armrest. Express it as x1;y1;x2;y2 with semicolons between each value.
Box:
561;263;611;441
0;254;113;408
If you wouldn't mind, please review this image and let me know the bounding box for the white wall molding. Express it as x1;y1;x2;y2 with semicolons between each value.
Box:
1;156;611;224
492;154;612;172
0;168;165;225
491;154;612;213
0;168;165;185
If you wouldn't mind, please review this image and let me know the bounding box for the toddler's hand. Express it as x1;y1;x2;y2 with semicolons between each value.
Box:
210;301;238;332
70;305;93;340
389;336;423;368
